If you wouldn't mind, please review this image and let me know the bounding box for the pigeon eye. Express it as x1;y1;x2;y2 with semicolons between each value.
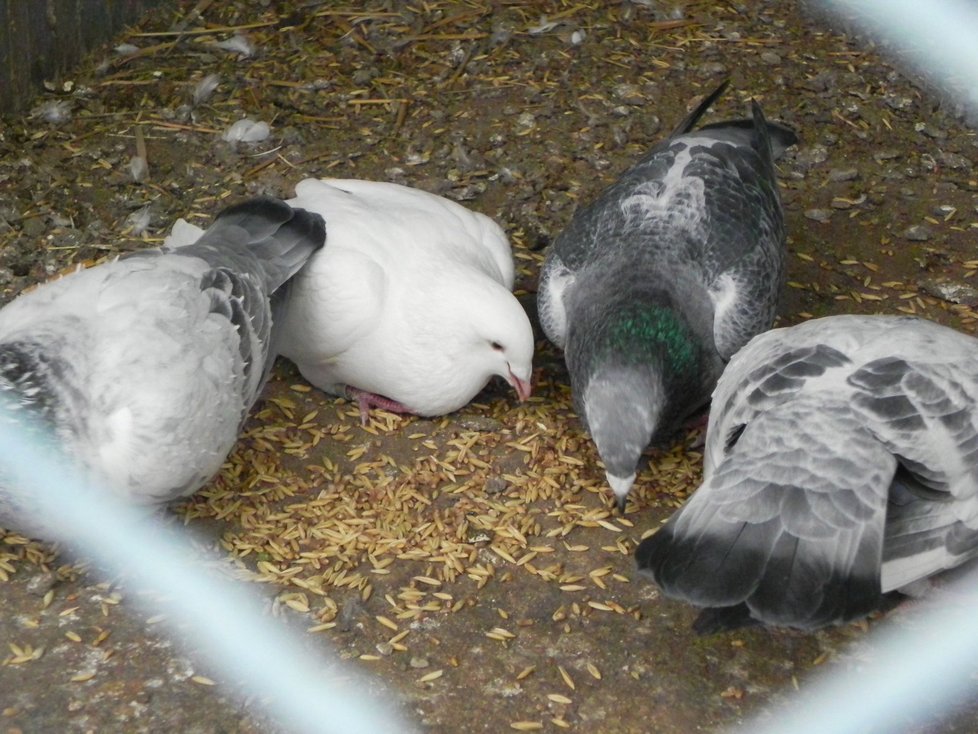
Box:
490;341;503;351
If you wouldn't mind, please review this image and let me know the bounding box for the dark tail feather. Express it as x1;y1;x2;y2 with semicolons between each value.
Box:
192;196;326;293
178;197;325;401
636;510;884;631
699;112;798;160
749;99;775;174
762;119;798;159
669;78;730;138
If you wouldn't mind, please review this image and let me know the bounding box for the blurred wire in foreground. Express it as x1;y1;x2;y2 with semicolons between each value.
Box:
820;0;978;118
0;404;416;734
735;1;978;732
731;577;978;734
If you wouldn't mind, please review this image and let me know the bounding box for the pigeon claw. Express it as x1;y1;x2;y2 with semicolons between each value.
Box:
345;386;412;426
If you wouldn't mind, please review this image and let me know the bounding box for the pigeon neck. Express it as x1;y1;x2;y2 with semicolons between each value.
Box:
595;303;699;377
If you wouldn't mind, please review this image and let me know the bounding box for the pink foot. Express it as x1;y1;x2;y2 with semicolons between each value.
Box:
345;386;412;426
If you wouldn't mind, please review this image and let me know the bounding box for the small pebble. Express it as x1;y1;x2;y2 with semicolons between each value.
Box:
918;278;978;306
376;642;394;656
804;208;833;223
760;51;781;65
25;572;56;597
458;416;504;432
884;94;914;110
938;151;971;170
828;168;859;182
901;224;933;241
485;477;508;495
914;122;948;140
699;61;727;76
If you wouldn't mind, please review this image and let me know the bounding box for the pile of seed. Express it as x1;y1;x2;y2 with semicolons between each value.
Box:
177;354;704;628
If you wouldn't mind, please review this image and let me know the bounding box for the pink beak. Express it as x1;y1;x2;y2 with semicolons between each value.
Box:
508;369;532;402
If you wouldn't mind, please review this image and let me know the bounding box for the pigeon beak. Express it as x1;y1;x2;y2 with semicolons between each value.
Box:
607;473;635;515
507;368;532;402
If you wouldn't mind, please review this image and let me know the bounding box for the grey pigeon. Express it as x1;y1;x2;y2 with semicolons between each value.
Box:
636;315;978;632
537;80;795;511
0;197;325;540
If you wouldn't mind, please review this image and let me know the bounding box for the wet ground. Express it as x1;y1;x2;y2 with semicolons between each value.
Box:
3;1;978;732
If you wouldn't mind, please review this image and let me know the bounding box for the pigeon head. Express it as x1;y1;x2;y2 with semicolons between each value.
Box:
582;364;664;512
465;281;534;403
567;295;705;511
414;275;534;413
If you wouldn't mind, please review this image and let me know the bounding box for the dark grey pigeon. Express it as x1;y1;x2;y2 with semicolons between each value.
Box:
537;80;795;511
0;197;325;541
636;315;978;632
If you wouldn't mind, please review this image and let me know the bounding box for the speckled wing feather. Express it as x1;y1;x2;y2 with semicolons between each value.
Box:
847;349;978;590
693;100;788;358
135;197;326;403
636;315;978;631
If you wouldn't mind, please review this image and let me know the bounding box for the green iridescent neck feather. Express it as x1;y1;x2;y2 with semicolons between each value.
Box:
600;306;698;373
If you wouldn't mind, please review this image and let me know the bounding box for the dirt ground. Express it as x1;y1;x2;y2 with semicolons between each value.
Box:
3;1;978;732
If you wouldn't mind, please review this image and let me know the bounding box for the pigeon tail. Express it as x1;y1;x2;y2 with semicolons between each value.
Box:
168;197;326;404
691;603;761;635
186;196;327;293
669;78;730;138
696;112;799;161
636;514;885;631
748;99;776;179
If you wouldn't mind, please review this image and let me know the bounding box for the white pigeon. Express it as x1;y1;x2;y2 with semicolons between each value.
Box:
0;197;325;540
537;80;795;512
278;178;534;420
636;314;978;632
166;180;533;421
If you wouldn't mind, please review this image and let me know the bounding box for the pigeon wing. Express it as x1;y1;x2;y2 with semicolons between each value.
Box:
636;392;894;631
849;354;978;589
537;251;575;349
696;101;788;359
146;197;325;404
